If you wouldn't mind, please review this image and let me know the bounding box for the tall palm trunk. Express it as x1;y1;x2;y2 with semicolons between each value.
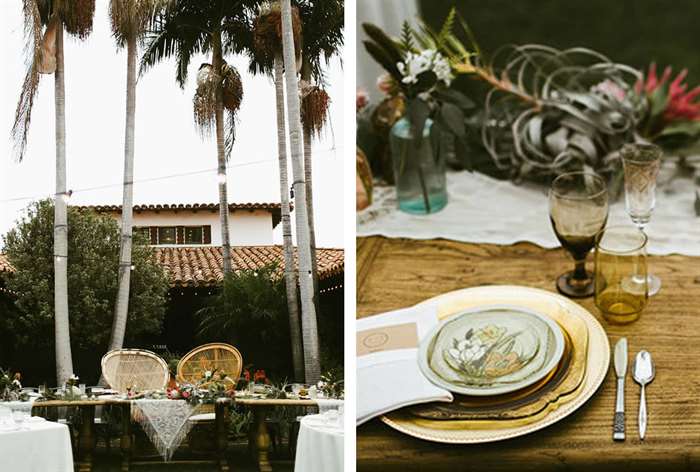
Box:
303;121;320;309
300;66;320;309
212;30;233;273
280;0;320;383
274;54;304;381
108;32;137;352
53;26;73;385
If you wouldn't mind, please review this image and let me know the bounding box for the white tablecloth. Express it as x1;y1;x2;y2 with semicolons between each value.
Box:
0;400;35;413
357;170;700;256
0;420;73;472
294;414;344;472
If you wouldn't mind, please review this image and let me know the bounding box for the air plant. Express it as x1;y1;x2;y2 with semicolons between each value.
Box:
193;61;243;158
300;80;330;138
416;8;647;185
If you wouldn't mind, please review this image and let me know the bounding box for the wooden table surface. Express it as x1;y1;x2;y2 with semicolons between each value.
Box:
357;236;700;471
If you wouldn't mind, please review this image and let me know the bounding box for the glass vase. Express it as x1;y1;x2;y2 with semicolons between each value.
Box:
389;117;447;214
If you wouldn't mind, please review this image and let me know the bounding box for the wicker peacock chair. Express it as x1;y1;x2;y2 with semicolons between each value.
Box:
101;349;169;394
176;343;243;387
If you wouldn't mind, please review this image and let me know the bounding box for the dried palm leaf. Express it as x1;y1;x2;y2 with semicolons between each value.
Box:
59;0;95;39
253;2;302;70
12;0;44;161
221;63;243;113
193;64;218;136
193;62;243;159
109;0;162;46
300;80;330;137
37;15;59;73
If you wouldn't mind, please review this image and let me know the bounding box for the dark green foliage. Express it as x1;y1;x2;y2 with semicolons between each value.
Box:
196;265;293;379
2;200;169;384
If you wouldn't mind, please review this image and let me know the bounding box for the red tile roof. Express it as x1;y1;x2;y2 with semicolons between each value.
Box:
74;202;286;212
155;246;344;287
0;254;11;273
0;246;344;288
74;202;289;228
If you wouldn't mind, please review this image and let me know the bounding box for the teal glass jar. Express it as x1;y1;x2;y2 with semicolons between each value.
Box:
389;117;447;214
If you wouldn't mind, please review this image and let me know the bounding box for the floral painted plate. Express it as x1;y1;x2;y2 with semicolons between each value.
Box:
418;305;565;396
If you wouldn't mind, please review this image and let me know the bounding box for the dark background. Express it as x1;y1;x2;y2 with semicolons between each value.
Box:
419;0;700;81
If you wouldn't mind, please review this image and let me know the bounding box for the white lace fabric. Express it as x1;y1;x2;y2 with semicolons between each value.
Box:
131;399;203;461
358;171;700;256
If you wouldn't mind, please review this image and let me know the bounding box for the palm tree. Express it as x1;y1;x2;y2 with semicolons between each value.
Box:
12;0;95;385
250;2;304;381
141;1;255;274
106;0;164;356
299;80;329;306
296;0;343;307
280;0;320;382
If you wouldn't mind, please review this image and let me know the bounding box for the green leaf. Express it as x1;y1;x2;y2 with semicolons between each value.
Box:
439;102;466;137
362;23;404;67
657;121;700;138
407;98;431;144
433;88;475;110
363;40;401;80
648;85;669;120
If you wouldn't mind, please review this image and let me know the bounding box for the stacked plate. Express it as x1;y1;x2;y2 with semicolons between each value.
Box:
382;285;609;443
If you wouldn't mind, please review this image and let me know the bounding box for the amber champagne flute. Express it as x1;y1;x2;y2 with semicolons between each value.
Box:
621;143;662;296
549;172;609;297
595;226;649;324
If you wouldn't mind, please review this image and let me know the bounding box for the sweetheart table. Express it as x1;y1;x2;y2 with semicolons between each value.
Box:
356;236;700;471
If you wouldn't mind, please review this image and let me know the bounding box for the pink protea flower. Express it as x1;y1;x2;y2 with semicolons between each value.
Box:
356;88;369;112
637;63;700;122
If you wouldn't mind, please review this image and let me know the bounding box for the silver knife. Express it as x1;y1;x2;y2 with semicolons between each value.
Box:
613;337;628;441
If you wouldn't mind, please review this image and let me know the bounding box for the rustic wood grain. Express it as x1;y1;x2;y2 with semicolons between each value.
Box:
357;236;700;471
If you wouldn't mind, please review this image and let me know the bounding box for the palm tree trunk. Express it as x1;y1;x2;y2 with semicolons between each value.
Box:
280;0;321;383
274;54;304;382
300;67;320;309
53;25;73;385
212;30;232;274
108;32;137;353
303;123;321;310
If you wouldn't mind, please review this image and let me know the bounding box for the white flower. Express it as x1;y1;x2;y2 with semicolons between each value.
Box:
204;371;212;379
69;374;79;381
397;49;453;88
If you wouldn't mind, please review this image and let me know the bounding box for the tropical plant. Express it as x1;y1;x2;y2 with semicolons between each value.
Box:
196;265;294;378
412;9;646;187
295;0;343;316
250;1;305;381
141;0;259;274
106;0;167;364
12;0;96;385
2;200;169;385
280;0;321;383
635;63;700;152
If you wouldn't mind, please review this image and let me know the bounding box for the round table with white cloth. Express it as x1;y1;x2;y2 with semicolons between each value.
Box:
0;419;74;472
294;413;344;472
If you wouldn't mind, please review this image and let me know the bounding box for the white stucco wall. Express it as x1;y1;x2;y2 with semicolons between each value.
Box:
111;209;274;246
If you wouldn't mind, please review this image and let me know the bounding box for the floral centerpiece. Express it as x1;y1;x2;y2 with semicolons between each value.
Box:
361;20;475;214
317;368;344;399
0;369;27;402
167;368;236;405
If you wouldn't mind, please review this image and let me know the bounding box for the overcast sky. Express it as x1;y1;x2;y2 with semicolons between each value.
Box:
0;1;344;248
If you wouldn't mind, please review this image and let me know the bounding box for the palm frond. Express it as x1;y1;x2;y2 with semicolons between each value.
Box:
109;0;167;47
59;0;95;39
12;0;44;162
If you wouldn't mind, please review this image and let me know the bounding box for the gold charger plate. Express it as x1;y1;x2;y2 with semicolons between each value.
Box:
380;285;609;443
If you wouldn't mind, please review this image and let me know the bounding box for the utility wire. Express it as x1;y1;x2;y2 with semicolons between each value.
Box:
0;146;344;204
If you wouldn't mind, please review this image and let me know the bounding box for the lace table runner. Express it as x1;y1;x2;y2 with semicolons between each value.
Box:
357;170;700;256
131;399;203;461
